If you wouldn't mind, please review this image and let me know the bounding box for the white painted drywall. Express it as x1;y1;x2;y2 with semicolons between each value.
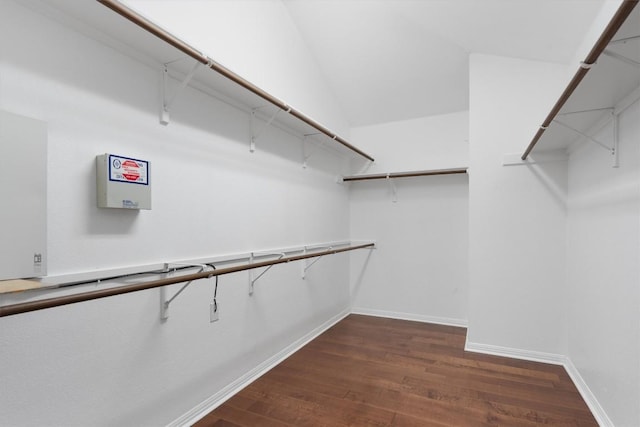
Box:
349;111;469;173
569;0;624;71
122;0;350;138
349;175;469;325
0;110;47;279
349;112;469;325
467;54;569;355
566;100;640;427
0;2;353;425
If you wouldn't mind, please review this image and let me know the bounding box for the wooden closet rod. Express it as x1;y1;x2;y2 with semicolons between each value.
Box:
0;243;374;318
343;168;467;182
521;0;638;160
97;0;375;162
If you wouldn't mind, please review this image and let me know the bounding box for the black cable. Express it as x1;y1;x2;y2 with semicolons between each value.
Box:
207;263;219;312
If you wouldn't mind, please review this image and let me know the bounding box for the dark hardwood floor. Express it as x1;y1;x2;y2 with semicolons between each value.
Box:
195;314;597;426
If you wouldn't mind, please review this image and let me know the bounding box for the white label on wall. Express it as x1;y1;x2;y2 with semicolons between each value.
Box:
108;154;149;185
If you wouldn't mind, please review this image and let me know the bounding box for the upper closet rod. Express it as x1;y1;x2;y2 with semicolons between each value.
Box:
521;0;638;160
0;243;374;318
342;168;467;182
97;0;375;162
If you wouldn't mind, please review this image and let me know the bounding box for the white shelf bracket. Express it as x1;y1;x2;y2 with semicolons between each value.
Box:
160;61;202;125
557;107;614;116
387;175;398;203
302;135;313;169
613;112;620;168
248;252;285;295
160;263;212;321
610;35;640;45
602;49;640;69
553;119;615;155
301;246;332;279
358;160;374;175
250;107;281;153
300;247;307;278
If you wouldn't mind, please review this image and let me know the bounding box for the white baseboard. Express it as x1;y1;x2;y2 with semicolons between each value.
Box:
464;340;566;365
168;308;350;427
563;357;613;427
351;307;468;328
465;340;613;427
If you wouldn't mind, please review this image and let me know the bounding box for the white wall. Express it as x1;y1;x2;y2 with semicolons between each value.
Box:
349;111;469;173
3;1;636;425
467;54;569;355
566;100;640;427
0;2;354;425
569;0;624;71
349;112;469;325
123;0;350;138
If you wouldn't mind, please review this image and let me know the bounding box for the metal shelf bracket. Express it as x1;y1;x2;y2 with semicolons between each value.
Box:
250;107;284;153
613;113;620;168
302;135;313;169
160;263;213;320
553;118;615;152
160;61;202;125
387;175;398;203
359;160;374;175
248;252;285;295
602;49;640;69
301;246;332;279
557;107;614;116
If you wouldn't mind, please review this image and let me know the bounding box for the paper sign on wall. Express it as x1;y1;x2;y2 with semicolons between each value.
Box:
108;155;149;185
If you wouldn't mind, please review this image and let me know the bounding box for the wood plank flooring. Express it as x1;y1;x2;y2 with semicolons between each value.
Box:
195;315;597;426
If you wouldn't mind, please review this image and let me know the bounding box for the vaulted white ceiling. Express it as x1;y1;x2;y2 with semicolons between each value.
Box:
283;0;606;126
33;0;608;129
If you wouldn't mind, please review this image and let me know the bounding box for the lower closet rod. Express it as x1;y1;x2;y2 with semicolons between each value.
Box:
0;243;374;318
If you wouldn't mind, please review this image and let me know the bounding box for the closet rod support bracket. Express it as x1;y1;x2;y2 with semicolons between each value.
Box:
160;61;202;126
387;175;398;203
302;135;313;169
552;119;614;155
301;246;333;279
602;49;640;69
613;113;619;168
250;107;281;153
160;263;211;321
249;252;286;295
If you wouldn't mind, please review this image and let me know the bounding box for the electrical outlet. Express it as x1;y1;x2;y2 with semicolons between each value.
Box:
210;301;219;323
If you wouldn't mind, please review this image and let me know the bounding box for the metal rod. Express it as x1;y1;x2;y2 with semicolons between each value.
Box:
342;168;467;182
521;0;638;160
0;243;374;318
97;0;375;162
